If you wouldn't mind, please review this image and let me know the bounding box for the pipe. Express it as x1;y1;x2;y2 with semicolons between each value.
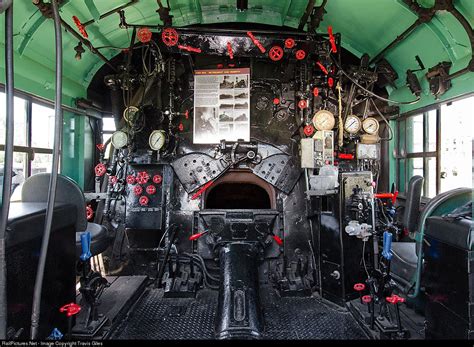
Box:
30;0;63;339
0;2;14;339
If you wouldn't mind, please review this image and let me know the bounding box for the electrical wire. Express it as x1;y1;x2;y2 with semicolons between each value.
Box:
371;98;394;141
330;56;420;105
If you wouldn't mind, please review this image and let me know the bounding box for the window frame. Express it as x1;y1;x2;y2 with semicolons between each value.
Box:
396;92;474;198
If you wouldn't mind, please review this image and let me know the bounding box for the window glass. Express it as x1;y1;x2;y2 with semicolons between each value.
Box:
407;157;424;195
0;92;28;146
102;117;116;132
31;153;53;175
398;119;406;156
406;114;423;153
398;159;406;193
0;151;27;196
440;97;473;192
31;103;55;149
426;109;436;152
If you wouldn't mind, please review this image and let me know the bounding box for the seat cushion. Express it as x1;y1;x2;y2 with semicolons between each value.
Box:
391;242;418;286
75;223;110;258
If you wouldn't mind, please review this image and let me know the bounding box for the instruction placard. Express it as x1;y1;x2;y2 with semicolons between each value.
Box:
193;68;250;144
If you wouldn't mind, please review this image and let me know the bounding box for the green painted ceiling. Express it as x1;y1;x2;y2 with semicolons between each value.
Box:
0;0;473;113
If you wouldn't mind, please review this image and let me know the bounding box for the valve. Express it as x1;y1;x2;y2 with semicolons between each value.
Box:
269;46;284;61
328;77;334;88
189;231;208;241
86;205;94;221
153;174;163;184
79;231;92;262
295;49;306;60
146;185;156;195
297;99;308;109
303;124;315;137
227;41;234;60
96;143;105;152
273;98;280;105
374;191;399;205
313;87;319;97
94;163;106;177
246;31;266;53
328;26;337;53
284;38;295;49
136;171;150;184
184;109;190;119
139;195;149;206
386;294;405;304
178;123;184;131
178;44;202;53
109;176;118;184
133;185;143;196
126;175;136;185
161;27;179;46
362;295;372;304
272;235;283;246
353;283;365;291
316;61;328;75
137;27;152;43
59;303;81;317
72;16;88;38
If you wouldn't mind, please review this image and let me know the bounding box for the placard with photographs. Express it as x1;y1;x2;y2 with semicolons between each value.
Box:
193;68;250;144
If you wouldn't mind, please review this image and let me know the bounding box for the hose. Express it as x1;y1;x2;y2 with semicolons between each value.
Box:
30;0;63;339
370;98;394;141
0;2;15;339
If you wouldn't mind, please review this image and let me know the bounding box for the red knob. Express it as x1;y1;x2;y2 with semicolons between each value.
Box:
137;27;152;43
94;163;107;177
133;185;143;196
146;185;156;195
139;196;149;206
59;303;81;317
386;294;405;304
295;49;306;60
304;124;315;137
153;174;162;184
126;175;136;185
273;98;280;105
178;123;184;132
284;38;295;49
313;87;319;97
86;205;93;221
362;295;372;304
298;99;308;109
353;283;366;291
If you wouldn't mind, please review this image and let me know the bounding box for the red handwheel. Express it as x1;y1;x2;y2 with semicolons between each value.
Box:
137;27;152;43
269;46;284;61
162;27;179;47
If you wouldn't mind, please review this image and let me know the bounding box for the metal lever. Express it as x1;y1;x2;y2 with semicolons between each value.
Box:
80;232;92;262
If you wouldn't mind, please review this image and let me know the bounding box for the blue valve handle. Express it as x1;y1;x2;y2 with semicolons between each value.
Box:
48;328;63;340
80;231;92;261
382;231;393;261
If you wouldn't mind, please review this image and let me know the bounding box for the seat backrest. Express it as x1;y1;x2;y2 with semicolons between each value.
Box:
21;173;87;232
403;175;424;234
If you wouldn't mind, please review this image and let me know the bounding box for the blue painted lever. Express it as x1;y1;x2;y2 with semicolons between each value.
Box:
80;231;92;261
382;231;393;260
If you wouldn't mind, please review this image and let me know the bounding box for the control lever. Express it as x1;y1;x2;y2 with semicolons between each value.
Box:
59;303;81;340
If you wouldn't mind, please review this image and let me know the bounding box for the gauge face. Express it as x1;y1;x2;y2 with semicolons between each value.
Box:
344;115;362;134
149;130;166;151
362;117;380;135
123;106;139;124
111;130;128;149
313;110;335;131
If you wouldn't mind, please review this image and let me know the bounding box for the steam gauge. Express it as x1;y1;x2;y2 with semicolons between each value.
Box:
111;130;128;149
313;110;335;131
362;117;380;135
149;130;166;151
344;115;362;134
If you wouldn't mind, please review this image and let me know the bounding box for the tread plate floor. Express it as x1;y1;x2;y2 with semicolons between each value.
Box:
111;287;368;340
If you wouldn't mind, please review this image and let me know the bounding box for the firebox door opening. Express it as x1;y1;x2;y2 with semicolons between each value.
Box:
203;170;276;209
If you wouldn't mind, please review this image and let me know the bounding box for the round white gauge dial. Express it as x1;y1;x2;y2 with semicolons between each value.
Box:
362;117;380;135
313;110;335;131
344;115;362;134
149;130;166;151
111;130;128;149
123;106;139;124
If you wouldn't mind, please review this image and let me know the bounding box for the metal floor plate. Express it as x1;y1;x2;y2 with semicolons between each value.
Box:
111;287;368;340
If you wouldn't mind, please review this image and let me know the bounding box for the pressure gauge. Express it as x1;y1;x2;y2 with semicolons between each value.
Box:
123;106;139;124
111;130;128;149
149;130;166;151
362;117;380;135
344;115;362;134
313;110;335;131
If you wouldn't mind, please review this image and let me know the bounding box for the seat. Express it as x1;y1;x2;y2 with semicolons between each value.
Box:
21;173;111;257
390;175;423;288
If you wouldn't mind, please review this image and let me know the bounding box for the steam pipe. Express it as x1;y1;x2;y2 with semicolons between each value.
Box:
0;1;15;339
30;0;63;339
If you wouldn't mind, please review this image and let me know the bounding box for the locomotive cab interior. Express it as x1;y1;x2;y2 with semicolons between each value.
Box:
0;0;473;342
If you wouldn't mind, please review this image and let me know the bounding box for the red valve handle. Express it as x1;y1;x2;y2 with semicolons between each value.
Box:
153;174;163;184
246;31;266;53
161;28;179;47
86;205;94;221
94;163;107;177
273;98;280;105
178;45;201;53
191;180;214;200
110;176;118;184
362;295;372;304
178;123;184;132
227;41;234;60
298;99;308;109
328;77;334;88
126;175;136;185
313;87;320;97
269;46;284;61
304;124;315;137
272;235;283;246
386;294;405;304
295;50;306;60
316;62;329;75
184;109;189;119
146;185;156;195
136;171;150;185
139;196;149;206
189;231;207;241
374;191;399;205
137;27;152;43
72;16;88;38
96;143;105;152
284;38;295;49
338;153;354;160
59;303;81;317
328;26;337;53
353;283;366;291
133;185;143;196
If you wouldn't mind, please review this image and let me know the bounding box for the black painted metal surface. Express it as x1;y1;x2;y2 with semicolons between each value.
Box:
111;287;368;340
